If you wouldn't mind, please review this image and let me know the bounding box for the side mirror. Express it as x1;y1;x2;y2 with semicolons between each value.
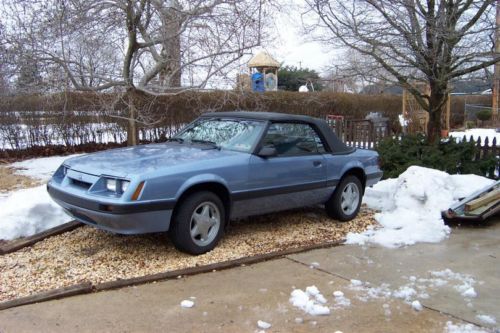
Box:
257;146;277;158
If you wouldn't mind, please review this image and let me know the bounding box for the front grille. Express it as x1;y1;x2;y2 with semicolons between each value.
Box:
70;178;92;190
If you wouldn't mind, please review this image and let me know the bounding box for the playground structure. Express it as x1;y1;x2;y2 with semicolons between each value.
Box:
247;52;280;92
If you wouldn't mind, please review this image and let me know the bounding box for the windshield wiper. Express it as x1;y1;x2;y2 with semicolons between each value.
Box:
167;137;184;143
190;139;220;149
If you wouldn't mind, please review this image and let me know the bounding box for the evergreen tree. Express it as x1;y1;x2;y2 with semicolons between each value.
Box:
278;65;323;91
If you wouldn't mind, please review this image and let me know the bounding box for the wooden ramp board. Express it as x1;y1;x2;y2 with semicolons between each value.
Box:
464;188;500;212
464;200;500;216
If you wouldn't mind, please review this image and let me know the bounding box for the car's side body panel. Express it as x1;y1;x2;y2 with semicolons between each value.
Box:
231;154;330;218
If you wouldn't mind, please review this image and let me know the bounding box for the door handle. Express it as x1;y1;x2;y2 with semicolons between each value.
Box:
313;160;322;167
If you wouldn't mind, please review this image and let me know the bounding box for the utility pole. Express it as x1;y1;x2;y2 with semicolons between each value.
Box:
493;0;500;121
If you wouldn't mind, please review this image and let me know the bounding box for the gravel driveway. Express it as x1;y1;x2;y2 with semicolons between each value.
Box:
0;207;376;301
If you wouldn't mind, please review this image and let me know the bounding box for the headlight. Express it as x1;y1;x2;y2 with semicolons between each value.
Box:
105;179;117;192
121;181;130;193
105;178;130;194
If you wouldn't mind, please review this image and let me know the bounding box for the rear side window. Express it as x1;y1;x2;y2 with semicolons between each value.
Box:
262;123;327;156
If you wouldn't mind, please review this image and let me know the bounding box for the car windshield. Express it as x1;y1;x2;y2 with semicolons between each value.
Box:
175;118;265;153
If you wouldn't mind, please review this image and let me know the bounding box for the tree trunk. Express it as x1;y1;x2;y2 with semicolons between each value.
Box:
427;84;447;143
127;92;138;146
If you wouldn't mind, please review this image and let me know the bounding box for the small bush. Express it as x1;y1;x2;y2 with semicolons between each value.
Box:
476;110;492;121
376;134;497;179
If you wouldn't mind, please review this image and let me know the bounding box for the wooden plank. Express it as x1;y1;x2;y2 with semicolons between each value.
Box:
0;282;93;311
465;200;499;216
0;221;83;255
464;189;500;212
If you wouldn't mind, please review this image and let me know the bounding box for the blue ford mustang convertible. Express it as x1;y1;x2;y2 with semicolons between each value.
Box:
48;112;382;254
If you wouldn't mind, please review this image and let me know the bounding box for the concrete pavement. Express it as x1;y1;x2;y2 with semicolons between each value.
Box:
0;219;498;333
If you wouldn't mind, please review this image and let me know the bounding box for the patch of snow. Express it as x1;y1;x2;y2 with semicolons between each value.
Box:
10;154;82;181
393;286;417;302
310;262;320;268
294;317;304;324
332;292;351;309
257;320;271;329
450;128;500;146
346;166;494;248
411;300;423;311
349;281;392;302
461;288;477;298
430;269;477;299
350;279;363;287
0;185;71;240
445;321;489;333
289;287;330;316
475;314;496;325
180;300;194;308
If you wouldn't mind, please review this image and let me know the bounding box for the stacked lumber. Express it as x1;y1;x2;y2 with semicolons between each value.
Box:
464;188;500;216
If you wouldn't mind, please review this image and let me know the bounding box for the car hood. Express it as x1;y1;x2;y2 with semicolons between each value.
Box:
64;143;247;178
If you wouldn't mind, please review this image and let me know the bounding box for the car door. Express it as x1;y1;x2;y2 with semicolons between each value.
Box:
232;122;330;218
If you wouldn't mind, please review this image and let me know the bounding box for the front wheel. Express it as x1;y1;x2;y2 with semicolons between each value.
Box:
169;191;225;255
325;175;362;221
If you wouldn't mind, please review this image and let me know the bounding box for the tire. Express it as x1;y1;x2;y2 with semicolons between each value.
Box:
169;191;225;255
325;175;362;221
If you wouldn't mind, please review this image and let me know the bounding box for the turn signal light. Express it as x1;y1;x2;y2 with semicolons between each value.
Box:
131;182;145;201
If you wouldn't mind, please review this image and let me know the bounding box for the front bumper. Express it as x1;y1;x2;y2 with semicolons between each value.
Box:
47;184;174;234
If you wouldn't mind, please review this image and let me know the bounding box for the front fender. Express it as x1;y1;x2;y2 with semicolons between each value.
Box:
175;173;230;200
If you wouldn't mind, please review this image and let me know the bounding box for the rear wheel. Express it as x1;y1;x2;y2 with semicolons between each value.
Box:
325;175;362;221
169;191;225;255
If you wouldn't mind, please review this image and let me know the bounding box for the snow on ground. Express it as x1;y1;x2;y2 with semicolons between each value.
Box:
346;166;495;248
257;320;272;329
0;185;72;240
289;286;331;316
10;154;83;181
0;155;80;240
445;321;490;333
450;128;500;145
180;300;194;308
475;314;497;325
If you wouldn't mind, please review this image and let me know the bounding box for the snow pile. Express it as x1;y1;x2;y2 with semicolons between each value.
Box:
289;286;330;316
445;321;489;333
0;155;79;240
346;166;494;248
0;185;71;240
11;155;82;181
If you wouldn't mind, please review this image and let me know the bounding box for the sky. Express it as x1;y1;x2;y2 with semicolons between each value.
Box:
268;9;337;73
242;1;340;76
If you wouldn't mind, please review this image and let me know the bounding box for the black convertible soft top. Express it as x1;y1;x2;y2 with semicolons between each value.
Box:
201;111;354;154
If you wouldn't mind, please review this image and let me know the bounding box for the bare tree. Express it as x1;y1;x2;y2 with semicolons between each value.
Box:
3;0;267;144
304;0;498;140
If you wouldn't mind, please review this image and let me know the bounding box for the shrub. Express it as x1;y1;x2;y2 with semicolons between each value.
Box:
376;134;497;179
476;110;492;121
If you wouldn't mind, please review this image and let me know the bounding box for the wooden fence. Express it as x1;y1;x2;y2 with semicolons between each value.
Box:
326;116;391;149
455;135;499;160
